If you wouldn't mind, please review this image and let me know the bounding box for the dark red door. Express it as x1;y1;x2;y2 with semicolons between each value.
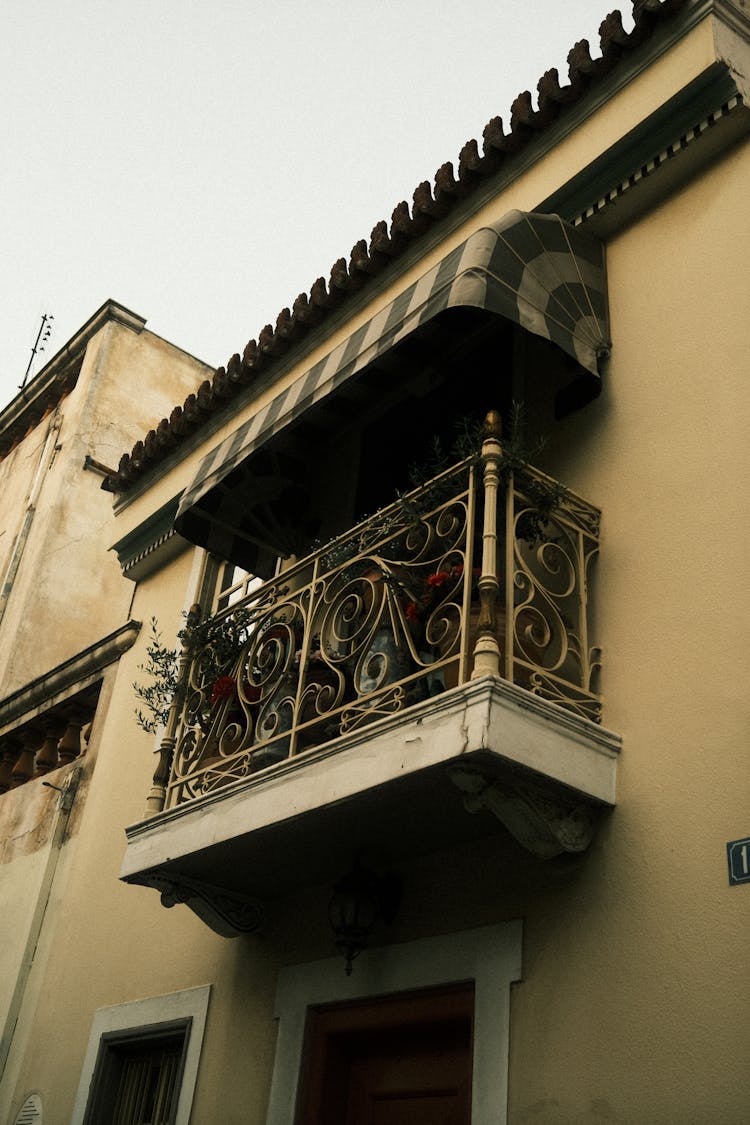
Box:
295;984;474;1125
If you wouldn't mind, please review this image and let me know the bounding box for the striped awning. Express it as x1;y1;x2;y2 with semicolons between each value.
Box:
175;210;608;561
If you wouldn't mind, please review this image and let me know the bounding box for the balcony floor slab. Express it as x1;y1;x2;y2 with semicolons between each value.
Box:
121;676;620;901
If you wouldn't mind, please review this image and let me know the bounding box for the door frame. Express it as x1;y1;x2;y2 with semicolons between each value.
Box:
266;922;522;1125
297;982;476;1124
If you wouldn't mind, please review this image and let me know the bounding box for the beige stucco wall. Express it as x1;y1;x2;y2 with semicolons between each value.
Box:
0;319;211;695
503;138;750;1122
2;8;750;1124
0;431;43;589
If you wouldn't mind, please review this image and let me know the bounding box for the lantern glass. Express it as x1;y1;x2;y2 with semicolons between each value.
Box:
328;863;381;974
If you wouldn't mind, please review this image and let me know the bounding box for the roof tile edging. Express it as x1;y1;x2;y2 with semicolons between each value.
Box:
103;0;687;495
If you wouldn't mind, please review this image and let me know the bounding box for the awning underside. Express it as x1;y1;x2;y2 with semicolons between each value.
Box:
175;211;609;566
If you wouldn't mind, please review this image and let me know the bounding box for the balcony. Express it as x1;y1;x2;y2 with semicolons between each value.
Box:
122;423;620;936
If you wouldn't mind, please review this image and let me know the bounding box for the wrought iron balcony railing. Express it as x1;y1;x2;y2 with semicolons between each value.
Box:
148;420;601;814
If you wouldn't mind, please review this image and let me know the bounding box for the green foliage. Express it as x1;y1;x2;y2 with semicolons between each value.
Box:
133;619;180;734
133;608;255;735
501;404;568;546
406;406;568;547
190;607;254;674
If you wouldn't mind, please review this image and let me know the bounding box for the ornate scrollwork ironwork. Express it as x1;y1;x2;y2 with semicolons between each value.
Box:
510;476;601;719
163;455;601;810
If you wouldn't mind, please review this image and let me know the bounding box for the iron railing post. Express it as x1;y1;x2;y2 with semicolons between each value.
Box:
472;411;502;680
146;603;200;815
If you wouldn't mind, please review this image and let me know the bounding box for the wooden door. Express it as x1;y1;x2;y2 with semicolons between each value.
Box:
295;983;474;1125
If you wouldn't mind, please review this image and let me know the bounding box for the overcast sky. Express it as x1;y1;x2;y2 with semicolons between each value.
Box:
2;0;624;412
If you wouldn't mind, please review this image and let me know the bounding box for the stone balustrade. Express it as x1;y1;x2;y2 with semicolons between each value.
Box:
0;703;95;794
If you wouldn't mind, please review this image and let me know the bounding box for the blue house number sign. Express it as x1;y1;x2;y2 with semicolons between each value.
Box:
727;837;750;885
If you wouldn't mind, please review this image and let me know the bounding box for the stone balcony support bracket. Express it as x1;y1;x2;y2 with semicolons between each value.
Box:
447;762;598;859
138;872;266;938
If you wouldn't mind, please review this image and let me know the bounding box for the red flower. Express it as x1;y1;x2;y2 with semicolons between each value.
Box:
405;602;419;622
210;675;237;707
427;570;451;588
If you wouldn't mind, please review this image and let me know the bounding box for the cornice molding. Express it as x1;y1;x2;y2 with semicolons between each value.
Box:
112;496;190;581
0;300;146;458
542;59;748;230
712;0;750;42
0;619;141;736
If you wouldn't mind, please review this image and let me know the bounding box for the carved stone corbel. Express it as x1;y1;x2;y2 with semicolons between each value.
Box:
140;872;266;938
448;762;597;859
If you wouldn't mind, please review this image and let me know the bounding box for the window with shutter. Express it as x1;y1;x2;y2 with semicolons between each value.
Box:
83;1025;188;1125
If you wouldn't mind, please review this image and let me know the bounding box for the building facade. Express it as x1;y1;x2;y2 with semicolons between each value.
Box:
2;2;749;1122
0;304;212;1122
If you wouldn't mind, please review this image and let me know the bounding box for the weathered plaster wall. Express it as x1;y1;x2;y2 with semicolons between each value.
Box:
0;317;210;1115
0;669;111;1114
0;782;60;1037
0;551;195;1121
0;320;210;695
0;426;45;587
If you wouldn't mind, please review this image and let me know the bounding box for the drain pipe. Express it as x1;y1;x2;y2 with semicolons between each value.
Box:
0;767;80;1083
0;410;62;629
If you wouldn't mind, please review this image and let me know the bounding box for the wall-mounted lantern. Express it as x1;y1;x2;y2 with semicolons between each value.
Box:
328;860;401;975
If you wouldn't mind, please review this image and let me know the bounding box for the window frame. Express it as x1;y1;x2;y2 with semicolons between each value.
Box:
70;986;210;1125
82;1018;189;1125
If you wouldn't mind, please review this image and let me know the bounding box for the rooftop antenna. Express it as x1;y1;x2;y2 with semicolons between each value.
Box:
20;313;54;389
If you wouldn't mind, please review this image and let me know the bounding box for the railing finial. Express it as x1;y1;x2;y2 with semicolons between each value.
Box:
483;409;502;441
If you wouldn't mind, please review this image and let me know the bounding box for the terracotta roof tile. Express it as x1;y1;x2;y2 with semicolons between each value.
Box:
433;162;462;205
567;38;600;82
457;138;489;182
103;0;688;494
537;67;576;114
169;405;189;437
369;218;401;258
481;115;512;158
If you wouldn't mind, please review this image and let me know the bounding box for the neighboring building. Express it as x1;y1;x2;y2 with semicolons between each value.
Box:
0;303;212;1120
2;2;750;1122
